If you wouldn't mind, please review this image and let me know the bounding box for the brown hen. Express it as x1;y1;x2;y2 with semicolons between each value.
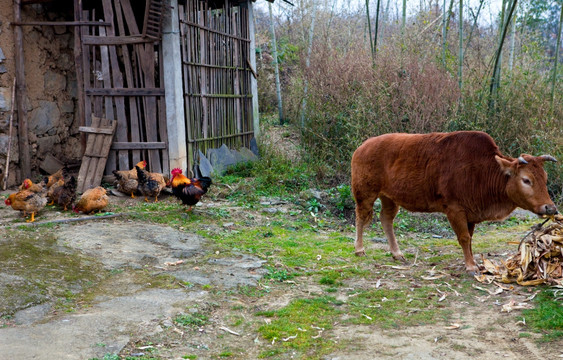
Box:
73;187;109;214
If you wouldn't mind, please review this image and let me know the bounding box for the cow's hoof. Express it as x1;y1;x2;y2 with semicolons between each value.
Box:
355;249;366;257
392;254;408;264
466;267;480;276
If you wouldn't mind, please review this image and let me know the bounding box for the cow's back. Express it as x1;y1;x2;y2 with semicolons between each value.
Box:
351;131;504;214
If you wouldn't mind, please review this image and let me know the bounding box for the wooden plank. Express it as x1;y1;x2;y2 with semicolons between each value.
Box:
82;35;155;45
139;43;162;172
85;87;165;96
13;0;31;179
77;116;101;192
79;126;115;135
82;10;92;128
90;118;117;189
124;0;147;167
98;24;117;175
77;117;117;192
111;142;166;150
74;0;86;154
102;0;129;171
121;0;162;173
40;154;64;175
157;39;169;176
115;0;142;167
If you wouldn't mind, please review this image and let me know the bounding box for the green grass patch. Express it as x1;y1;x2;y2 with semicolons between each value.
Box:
175;312;210;329
256;296;343;358
522;289;563;342
219;151;315;200
347;287;451;328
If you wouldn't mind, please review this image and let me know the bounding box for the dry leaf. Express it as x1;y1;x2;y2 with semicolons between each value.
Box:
444;323;461;330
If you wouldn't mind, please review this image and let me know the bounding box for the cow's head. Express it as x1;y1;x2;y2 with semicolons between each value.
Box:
496;154;557;216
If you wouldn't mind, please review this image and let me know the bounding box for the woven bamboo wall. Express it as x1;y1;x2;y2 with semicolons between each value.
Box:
179;0;254;171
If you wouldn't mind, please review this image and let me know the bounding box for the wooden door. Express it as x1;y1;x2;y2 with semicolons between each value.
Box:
80;0;169;176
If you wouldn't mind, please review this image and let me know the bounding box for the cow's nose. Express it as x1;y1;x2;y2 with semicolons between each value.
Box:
543;204;558;215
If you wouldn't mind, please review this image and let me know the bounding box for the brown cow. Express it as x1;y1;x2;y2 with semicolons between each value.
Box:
351;131;557;274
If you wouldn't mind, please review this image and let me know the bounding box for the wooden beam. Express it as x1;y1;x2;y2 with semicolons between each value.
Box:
82;35;155;45
79;126;116;135
111;142;166;150
10;21;111;26
85;88;165;96
13;0;31;179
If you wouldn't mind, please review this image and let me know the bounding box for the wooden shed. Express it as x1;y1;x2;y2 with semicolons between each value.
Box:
8;0;259;189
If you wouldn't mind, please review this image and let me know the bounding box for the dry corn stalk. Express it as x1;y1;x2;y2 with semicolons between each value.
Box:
480;214;563;286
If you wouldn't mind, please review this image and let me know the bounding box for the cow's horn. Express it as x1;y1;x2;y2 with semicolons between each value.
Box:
540;155;557;162
517;156;528;164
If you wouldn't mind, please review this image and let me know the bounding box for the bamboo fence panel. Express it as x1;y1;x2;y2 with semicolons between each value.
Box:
180;0;254;171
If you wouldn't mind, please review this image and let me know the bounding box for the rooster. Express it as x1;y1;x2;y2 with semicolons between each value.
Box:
73;186;109;214
169;168;212;211
112;160;147;198
136;166;166;202
5;189;48;222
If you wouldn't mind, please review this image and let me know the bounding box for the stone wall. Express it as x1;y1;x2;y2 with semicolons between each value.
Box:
0;0;81;187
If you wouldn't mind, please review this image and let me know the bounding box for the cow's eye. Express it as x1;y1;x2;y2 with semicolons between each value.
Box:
522;178;532;186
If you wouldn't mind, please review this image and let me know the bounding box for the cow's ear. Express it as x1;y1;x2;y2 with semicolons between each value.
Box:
495;155;516;176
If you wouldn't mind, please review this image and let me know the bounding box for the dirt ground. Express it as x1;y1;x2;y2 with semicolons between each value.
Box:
0;189;561;360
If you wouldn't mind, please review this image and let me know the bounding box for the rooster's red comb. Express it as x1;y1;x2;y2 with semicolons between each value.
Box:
171;168;183;176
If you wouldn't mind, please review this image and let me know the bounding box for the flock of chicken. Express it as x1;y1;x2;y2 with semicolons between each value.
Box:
3;161;212;223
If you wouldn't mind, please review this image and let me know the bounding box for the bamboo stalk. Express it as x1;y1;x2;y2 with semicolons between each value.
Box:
458;0;463;89
550;1;563;110
489;0;518;109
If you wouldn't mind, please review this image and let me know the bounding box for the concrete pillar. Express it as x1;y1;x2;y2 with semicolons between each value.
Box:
162;0;188;172
246;1;260;138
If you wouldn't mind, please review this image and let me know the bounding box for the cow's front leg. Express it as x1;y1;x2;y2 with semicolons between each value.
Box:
446;209;479;275
380;196;405;262
354;198;375;256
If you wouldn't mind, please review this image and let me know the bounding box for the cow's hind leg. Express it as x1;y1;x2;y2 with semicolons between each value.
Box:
354;196;377;256
380;196;405;262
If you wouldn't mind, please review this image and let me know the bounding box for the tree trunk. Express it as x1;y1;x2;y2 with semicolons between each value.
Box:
301;0;317;127
268;2;284;125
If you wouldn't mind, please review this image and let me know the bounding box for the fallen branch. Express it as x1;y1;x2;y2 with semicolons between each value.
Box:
219;326;240;336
